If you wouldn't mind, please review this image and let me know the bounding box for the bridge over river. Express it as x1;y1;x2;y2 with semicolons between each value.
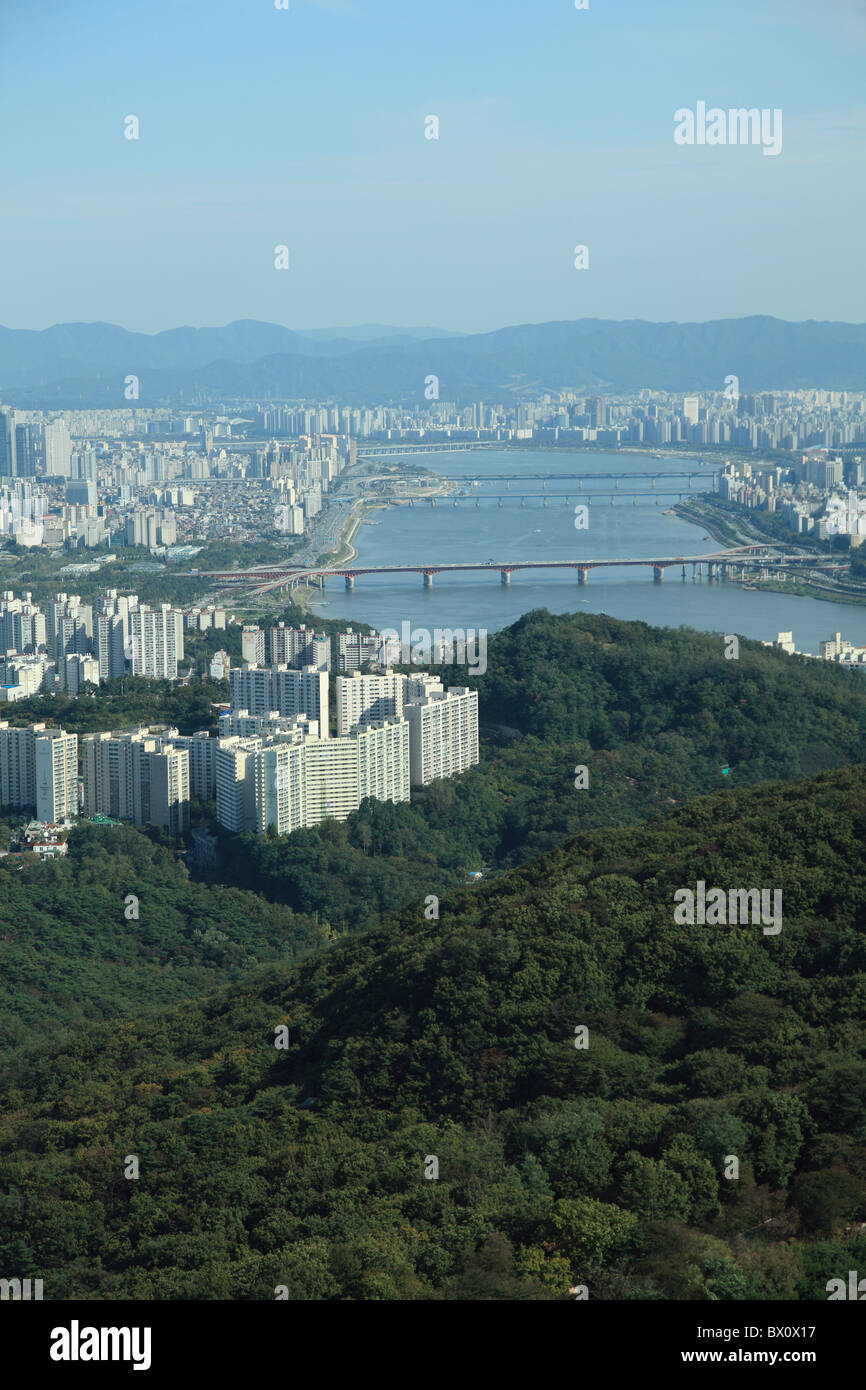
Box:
198;544;828;596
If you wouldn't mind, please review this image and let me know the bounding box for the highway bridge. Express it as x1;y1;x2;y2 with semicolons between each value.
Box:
345;490;712;505
199;544;825;595
375;470;715;482
355;442;502;455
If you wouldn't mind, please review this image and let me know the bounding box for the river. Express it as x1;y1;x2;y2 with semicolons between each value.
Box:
307;449;866;656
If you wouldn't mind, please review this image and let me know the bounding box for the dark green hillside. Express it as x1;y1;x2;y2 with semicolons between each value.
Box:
0;824;329;1060
2;769;865;1300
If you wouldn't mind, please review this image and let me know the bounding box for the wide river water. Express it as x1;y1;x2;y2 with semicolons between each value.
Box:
307;449;866;656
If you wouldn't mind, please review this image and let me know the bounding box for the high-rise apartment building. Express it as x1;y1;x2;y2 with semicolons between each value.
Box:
125;507;176;549
95;613;126;680
241;626;265;665
336;670;404;736
82;729;189;832
222;718;411;837
34;728;78;822
0;654;55;701
0;721;45;808
215;737;260;832
46;594;93;662
337;629;381;673
96;591;137;680
129;605;184;678
0;591;46;653
14;424;36;478
0;411;16;477
404;687;479;786
44;420;72;477
64;653;100;695
230;664;329;733
267;623;330;670
165;730;217;801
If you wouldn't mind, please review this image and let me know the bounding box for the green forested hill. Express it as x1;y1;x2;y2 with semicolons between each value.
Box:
5;608;866;1070
0;824;329;1060
2;768;865;1300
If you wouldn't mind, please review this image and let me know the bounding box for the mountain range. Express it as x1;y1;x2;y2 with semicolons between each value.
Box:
2;316;866;407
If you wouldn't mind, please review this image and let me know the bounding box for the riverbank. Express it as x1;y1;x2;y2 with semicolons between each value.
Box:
318;499;367;567
674;497;866;608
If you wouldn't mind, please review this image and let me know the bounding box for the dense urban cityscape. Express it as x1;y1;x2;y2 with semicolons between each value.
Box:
3;384;866;872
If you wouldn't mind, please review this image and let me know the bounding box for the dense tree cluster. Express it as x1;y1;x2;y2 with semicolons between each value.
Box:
0;677;226;735
0;825;328;1061
0;770;865;1298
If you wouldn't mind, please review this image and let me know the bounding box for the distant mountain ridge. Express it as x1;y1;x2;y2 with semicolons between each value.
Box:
2;316;865;407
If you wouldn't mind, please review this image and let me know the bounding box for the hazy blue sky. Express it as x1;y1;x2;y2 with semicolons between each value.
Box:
1;0;863;333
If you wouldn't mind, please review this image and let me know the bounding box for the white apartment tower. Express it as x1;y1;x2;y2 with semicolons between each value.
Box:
0;592;46;653
82;729;189;832
46;594;93;662
129;604;184;678
268;623;330;670
404;687;479;786
336;670;404;736
215;737;260;832
230;664;329;733
219;719;411;837
34;728;78;821
241;626;265;665
96;591;138;680
337;629;381;673
44;420;72;477
64;653;100;695
0;721;45;808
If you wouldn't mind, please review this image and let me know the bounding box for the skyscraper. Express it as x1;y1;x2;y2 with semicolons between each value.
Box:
34;728;78;822
128;604;184;678
44;420;72;477
82;729;189;832
0;411;16;477
14;424;37;477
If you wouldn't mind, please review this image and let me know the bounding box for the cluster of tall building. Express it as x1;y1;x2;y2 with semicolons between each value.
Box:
7;389;866;560
213;665;477;835
81;728;190;834
178;389;866;453
0;657;480;838
240;622;384;673
0;722;78;822
0;411;349;552
0;588;185;699
717;454;866;541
